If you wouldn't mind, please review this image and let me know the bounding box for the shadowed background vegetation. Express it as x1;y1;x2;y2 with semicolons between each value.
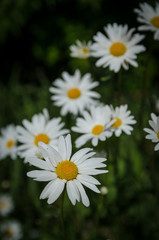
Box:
0;0;159;239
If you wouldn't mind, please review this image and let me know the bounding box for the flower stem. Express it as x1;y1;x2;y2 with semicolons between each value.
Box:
138;42;154;130
114;137;120;179
117;68;122;104
60;188;67;240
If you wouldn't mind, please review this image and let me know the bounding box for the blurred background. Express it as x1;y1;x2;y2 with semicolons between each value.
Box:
0;0;159;239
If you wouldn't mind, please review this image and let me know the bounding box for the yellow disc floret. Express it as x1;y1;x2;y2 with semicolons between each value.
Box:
82;48;89;54
0;201;7;209
34;133;50;146
157;131;159;139
151;16;159;28
92;125;104;135
67;88;81;99
5;229;14;237
112;118;122;128
110;42;127;57
56;161;78;181
6;140;14;149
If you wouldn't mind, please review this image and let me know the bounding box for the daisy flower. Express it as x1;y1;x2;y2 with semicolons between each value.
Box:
111;104;136;137
0;194;14;216
91;23;146;72
49;69;100;116
0;221;22;240
144;113;159;151
27;134;107;207
72;105;114;148
69;40;92;59
0;124;18;160
134;2;159;40
17;109;69;162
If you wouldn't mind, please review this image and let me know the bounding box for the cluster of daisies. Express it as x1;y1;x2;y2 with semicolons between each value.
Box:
0;1;159;213
0;194;22;240
70;2;159;72
0;101;137;206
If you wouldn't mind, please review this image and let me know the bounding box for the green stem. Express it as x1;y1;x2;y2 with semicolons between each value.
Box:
60;188;67;240
114;137;120;179
138;43;154;130
148;153;159;204
87;57;97;81
117;68;122;104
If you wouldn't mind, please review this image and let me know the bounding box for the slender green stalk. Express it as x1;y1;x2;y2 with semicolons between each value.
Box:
60;188;67;240
105;141;109;163
87;57;97;81
113;69;122;181
117;68;122;104
138;43;154;130
114;137;120;179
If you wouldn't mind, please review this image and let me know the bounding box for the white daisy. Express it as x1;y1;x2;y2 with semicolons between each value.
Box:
49;69;100;116
111;104;136;137
72;105;114;148
0;221;22;240
0;194;14;216
91;23;146;72
27;134;107;207
69;40;92;59
17;109;69;162
134;2;159;40
0;124;18;160
144;113;159;151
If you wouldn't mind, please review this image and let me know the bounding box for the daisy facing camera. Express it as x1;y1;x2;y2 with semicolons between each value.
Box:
49;69;100;116
27;134;108;207
91;23;146;73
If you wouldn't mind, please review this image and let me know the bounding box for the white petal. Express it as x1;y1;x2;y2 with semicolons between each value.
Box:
71;180;80;201
39;142;62;167
27;170;56;182
92;137;98;146
77;174;100;185
47;179;65;204
65;134;72;160
154;143;159;151
77;175;100;193
27;157;50;170
40;180;56;199
74;180;90;207
79;169;108;175
66;181;76;205
79;159;106;169
71;148;93;164
75;151;96;165
58;136;67;161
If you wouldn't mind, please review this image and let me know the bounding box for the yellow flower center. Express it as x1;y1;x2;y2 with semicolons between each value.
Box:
56;161;78;181
82;48;89;54
150;16;159;28
110;42;127;57
112;118;122;128
0;201;7;209
5;229;14;237
34;133;50;146
67;88;81;99
92;125;104;135
157;132;159;139
6;140;14;149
